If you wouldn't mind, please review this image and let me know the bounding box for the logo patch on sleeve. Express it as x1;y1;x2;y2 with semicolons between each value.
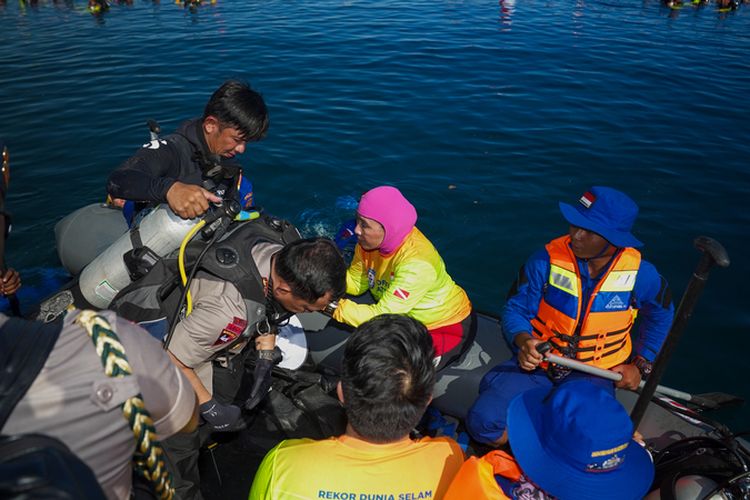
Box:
213;317;248;346
393;288;410;300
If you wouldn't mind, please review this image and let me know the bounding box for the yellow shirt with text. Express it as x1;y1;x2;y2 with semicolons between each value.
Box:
248;434;465;500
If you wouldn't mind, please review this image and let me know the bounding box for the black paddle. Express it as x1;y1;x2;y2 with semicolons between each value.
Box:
0;143;21;316
630;236;731;428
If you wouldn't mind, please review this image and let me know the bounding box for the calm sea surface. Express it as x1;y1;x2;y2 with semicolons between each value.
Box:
1;0;748;429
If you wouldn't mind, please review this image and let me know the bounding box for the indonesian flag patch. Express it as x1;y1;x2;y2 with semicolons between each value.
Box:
214;317;248;346
393;288;410;300
579;191;596;209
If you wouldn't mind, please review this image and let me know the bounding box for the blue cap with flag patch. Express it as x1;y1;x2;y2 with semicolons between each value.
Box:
559;186;643;248
507;380;654;500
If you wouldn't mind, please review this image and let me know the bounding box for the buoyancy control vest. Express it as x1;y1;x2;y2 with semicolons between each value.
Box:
111;214;300;346
530;235;641;369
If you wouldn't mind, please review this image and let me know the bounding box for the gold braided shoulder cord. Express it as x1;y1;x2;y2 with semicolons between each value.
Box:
76;310;175;500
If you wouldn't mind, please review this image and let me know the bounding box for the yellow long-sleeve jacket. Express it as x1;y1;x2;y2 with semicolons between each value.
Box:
333;227;471;329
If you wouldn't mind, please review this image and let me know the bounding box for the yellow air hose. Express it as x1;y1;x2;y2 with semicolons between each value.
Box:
176;209;259;316
177;219;206;316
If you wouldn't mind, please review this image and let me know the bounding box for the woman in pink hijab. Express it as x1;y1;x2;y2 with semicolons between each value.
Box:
330;186;473;366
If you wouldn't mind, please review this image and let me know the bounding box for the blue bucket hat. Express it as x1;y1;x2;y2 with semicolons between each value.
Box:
559;186;643;248
507;380;654;500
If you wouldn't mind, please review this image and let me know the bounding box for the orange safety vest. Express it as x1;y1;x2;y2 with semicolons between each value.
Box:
530;236;641;369
444;450;521;500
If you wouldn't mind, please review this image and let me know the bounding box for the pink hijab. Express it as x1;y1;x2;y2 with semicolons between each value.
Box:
357;186;418;255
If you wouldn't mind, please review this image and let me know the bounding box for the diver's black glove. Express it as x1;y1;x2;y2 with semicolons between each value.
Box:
244;347;283;411
199;399;243;432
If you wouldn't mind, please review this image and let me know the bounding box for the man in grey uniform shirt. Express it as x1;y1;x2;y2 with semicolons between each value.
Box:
112;226;347;499
2;309;198;499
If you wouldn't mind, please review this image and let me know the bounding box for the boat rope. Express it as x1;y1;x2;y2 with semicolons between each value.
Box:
75;310;175;500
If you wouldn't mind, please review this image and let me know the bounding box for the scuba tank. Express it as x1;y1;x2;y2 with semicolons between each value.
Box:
78;205;200;308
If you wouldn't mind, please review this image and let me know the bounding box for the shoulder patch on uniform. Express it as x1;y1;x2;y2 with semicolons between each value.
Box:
213;317;248;346
393;288;410;300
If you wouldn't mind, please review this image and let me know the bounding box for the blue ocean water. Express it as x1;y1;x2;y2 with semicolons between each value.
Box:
1;0;748;429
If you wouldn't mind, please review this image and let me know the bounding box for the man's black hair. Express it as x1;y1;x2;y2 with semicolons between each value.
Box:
275;238;346;303
203;80;269;142
341;315;436;443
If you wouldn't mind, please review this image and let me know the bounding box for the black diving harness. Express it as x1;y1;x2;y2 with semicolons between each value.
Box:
162;199;239;351
159;200;290;412
161;201;292;355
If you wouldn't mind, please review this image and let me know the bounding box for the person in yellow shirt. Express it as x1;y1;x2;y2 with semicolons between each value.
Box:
248;314;465;500
330;185;474;368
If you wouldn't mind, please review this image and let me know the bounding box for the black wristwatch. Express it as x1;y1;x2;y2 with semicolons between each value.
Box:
633;355;653;378
258;347;283;363
322;301;339;317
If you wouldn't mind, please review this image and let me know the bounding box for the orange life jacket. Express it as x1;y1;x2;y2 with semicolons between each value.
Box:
444;450;521;500
530;235;641;369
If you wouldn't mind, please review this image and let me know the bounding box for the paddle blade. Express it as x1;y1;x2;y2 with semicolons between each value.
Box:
690;392;744;411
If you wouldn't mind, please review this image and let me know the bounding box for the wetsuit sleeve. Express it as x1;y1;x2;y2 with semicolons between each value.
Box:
344;245;370;296
501;249;550;349
106;141;182;203
334;258;436;327
248;442;281;499
631;260;674;362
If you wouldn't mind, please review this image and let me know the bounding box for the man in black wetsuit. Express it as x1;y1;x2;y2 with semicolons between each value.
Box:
107;80;268;219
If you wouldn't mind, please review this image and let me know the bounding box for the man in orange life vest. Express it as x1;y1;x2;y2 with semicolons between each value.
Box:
466;186;674;446
446;380;655;500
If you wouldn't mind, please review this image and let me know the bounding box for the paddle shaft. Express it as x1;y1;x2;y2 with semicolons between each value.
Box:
545;352;694;402
630;236;730;428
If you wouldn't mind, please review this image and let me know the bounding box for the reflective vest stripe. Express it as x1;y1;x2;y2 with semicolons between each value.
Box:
600;270;638;292
548;265;578;295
